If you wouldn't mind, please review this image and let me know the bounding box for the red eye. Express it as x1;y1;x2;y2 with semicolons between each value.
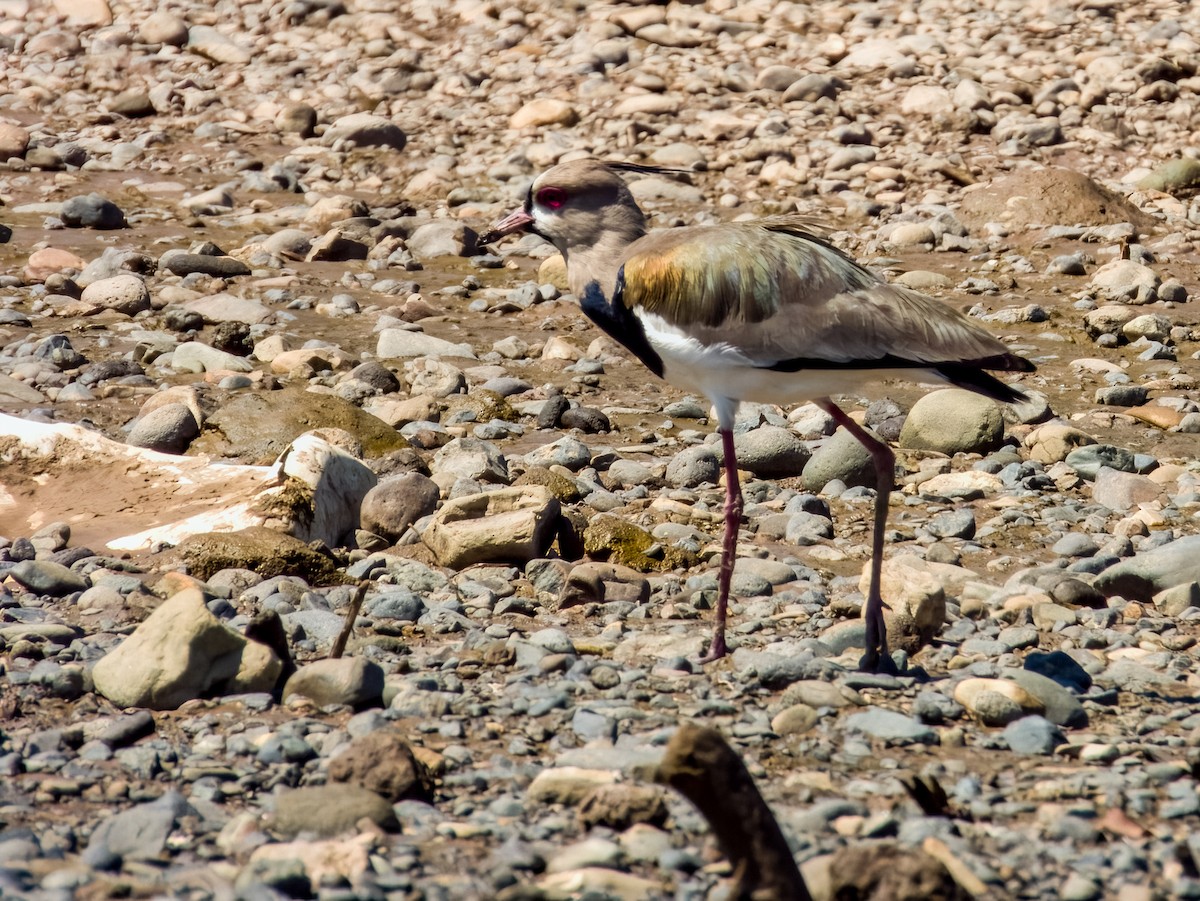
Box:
536;186;567;209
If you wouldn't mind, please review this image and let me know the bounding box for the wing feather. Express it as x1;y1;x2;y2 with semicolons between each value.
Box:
620;220;1021;369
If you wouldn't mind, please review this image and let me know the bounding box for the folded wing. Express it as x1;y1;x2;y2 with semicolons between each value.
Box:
620;218;1031;375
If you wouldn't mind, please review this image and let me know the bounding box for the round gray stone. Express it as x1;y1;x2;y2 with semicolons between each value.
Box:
360;472;440;542
665;445;720;488
127;403;200;454
1002;715;1064;755
898;389;1005;455
731;426;811;478
802;425;877;492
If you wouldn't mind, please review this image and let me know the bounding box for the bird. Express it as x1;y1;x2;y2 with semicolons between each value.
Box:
481;159;1035;671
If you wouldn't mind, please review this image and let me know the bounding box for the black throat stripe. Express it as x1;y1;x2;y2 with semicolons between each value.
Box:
580;269;664;379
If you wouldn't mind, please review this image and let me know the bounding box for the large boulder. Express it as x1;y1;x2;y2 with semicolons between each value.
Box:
92;588;282;710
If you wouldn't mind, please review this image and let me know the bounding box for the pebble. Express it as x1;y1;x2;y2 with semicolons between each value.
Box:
665;445;720;488
60;193;126;229
281;658;384;708
1003;716;1065;756
323;113;407;151
927;509;976;540
270;785;399;838
730;426;811;478
6;560;89;594
138;10;188;45
1094;534;1200;602
127;403;200;453
1089;259;1160;303
79;274;151;315
360;472;440;541
802;425;877;491
84;791;191;868
842;708;937;745
1063;444;1137;479
160;252;251;278
186;25;252;65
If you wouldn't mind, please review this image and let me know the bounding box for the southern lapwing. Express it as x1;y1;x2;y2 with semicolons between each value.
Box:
482;160;1035;670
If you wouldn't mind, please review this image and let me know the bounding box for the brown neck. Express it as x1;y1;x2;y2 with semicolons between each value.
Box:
563;222;646;298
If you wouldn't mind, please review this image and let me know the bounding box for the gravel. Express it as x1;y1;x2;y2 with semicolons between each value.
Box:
2;0;1200;898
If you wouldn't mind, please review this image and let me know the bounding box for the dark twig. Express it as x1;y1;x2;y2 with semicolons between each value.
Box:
655;722;812;901
330;581;368;659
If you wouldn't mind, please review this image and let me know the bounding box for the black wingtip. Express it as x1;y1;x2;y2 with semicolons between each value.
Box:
935;360;1034;404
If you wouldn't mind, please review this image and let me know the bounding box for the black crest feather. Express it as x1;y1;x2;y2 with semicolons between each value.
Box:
603;161;696;178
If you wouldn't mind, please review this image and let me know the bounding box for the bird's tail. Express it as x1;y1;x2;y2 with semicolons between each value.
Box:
935;355;1035;404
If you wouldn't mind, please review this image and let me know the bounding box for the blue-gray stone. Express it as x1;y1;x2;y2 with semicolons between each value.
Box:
571;708;616;742
843;707;936;745
784;512;834;545
783;493;831;517
367;590;427;622
6;560;89;595
280;610;344;646
257;735;317;765
1094;534;1200;601
1002;716;1064;755
480;377;532;397
83;791;192;868
663;398;707;419
1052;533;1099;558
665;445;720;488
802;426;875;491
1064;444;1137;480
913;691;964;724
731;426;811;478
927;509;976;539
61;193;126;229
528;627;575;654
1093;385;1148;407
733;646;838;689
1024;650;1092;693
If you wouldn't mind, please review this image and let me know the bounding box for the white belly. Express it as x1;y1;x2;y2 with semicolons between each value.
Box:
641;313;944;409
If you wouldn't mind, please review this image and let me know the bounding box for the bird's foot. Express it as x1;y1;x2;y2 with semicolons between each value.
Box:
858;646;900;675
859;599;899;674
698;633;728;665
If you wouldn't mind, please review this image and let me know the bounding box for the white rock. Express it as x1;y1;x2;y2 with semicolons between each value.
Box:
509;98;579;129
376;329;475;359
183;294;272;324
527;767;616;805
271;433;378;547
1089;259;1160;303
901;84;953;116
80;273;151;315
187;25;251;64
422;485;560;568
170;342;254;373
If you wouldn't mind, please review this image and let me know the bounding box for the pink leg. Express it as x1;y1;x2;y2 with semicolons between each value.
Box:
701;428;743;663
815;400;897;673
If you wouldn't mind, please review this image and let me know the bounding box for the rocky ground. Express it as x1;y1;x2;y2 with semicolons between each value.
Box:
3;0;1200;898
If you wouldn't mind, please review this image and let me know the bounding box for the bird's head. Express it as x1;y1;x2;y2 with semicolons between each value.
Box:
481;160;655;254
